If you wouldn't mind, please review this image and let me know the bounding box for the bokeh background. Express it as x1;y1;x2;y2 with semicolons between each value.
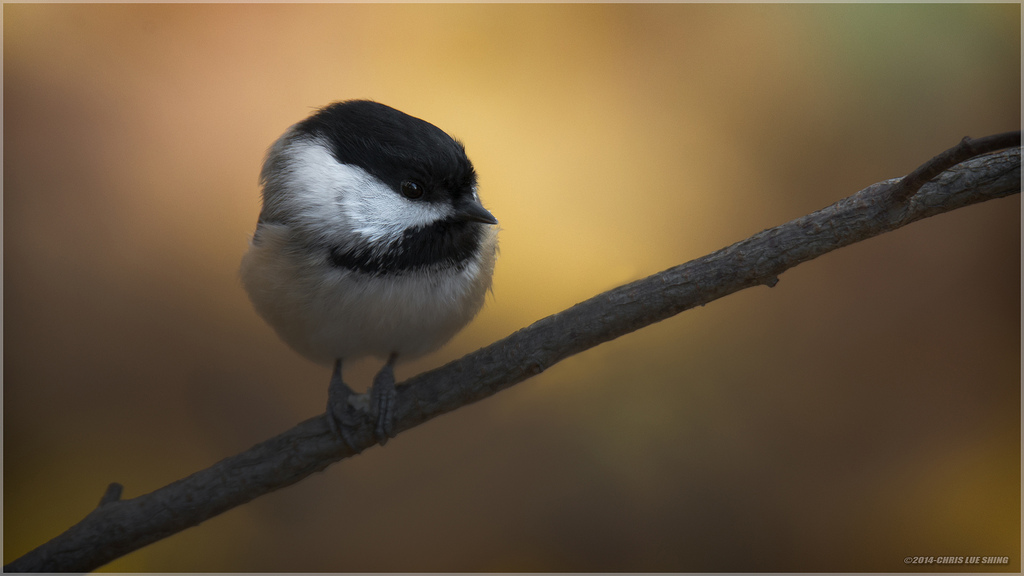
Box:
4;3;1020;572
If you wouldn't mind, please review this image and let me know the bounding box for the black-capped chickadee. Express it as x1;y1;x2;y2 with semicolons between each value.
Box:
240;100;498;446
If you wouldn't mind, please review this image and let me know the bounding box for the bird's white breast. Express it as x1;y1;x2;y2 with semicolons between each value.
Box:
240;222;497;366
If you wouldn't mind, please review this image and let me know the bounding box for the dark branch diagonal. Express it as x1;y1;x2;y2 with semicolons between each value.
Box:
886;131;1020;205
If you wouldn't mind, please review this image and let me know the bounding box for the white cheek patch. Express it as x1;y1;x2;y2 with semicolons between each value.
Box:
280;138;452;247
341;166;453;243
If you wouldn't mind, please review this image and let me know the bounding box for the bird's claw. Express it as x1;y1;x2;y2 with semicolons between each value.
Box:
371;361;397;444
326;357;398;448
326;360;362;449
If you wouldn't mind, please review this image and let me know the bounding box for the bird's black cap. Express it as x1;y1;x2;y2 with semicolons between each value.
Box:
295;100;478;206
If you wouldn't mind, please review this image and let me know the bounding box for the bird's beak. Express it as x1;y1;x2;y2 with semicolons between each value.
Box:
457;199;498;225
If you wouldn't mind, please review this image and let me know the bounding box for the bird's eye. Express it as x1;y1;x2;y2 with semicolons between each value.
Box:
400;180;424;199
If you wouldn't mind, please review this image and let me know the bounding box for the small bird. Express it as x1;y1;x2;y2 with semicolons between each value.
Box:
240;100;498;446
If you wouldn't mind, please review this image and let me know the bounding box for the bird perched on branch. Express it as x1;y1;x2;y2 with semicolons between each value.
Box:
240;100;499;446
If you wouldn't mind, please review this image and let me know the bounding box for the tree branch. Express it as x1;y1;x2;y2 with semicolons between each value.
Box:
6;138;1020;573
886;131;1020;204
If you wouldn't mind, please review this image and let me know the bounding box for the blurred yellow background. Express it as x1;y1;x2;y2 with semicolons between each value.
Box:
4;3;1019;572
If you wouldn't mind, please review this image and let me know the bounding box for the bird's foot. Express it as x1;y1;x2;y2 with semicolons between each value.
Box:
370;354;398;444
326;356;399;448
326;359;361;449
